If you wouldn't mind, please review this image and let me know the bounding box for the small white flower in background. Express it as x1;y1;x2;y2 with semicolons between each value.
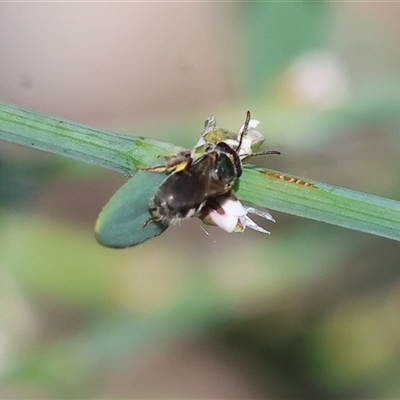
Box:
286;51;350;109
200;194;275;234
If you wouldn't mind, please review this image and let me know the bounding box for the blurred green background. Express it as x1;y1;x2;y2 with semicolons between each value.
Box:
1;2;400;398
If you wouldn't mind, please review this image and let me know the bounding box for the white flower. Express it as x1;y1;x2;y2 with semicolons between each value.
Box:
192;116;265;159
200;194;275;234
228;118;264;159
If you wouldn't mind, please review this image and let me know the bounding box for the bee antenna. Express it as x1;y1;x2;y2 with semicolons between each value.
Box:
251;150;281;157
237;110;251;152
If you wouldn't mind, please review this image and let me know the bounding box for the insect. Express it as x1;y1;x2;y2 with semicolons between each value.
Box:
143;111;280;227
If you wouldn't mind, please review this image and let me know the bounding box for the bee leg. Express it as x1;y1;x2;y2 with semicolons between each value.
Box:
163;150;191;163
141;150;192;174
142;216;154;228
143;215;169;229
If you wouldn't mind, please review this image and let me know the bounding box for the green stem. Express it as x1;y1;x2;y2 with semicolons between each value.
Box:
1;101;400;242
0;102;182;176
239;167;400;242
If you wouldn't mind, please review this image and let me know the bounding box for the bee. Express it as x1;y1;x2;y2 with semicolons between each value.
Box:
143;111;280;227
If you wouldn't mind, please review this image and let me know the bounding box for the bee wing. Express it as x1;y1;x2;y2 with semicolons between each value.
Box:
191;151;232;198
154;152;219;215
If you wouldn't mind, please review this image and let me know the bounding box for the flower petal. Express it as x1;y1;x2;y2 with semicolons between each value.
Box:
203;206;239;233
245;206;276;222
243;215;270;234
216;196;247;217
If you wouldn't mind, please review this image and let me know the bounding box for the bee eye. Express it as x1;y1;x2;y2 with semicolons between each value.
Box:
214;153;237;183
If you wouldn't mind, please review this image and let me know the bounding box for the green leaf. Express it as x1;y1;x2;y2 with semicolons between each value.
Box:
95;166;169;248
